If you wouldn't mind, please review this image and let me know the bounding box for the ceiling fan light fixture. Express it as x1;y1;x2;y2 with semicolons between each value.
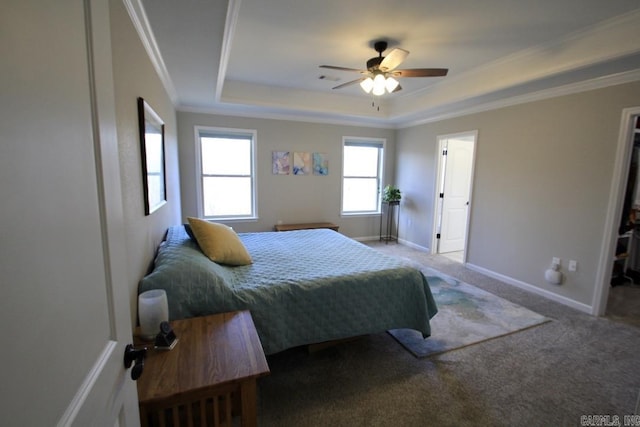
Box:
372;73;386;96
320;41;448;98
360;77;374;93
385;76;399;93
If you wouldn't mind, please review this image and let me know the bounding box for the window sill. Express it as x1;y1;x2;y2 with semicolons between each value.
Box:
341;212;381;218
201;216;258;223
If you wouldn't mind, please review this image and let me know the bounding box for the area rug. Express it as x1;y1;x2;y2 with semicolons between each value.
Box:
389;266;551;358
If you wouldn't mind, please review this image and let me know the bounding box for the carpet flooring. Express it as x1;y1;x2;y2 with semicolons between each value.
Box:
256;242;640;426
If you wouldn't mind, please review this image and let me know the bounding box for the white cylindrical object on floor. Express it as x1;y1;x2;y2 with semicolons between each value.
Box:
138;289;169;340
545;263;563;285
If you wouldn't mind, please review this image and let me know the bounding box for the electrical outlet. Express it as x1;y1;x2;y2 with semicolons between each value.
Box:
568;260;577;272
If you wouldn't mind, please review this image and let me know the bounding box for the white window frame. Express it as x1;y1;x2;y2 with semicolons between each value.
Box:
194;126;257;221
341;136;386;216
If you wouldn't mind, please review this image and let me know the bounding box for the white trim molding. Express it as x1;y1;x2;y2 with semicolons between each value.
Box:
57;341;118;426
399;69;640;129
466;263;593;314
122;0;178;104
215;0;242;103
398;238;429;253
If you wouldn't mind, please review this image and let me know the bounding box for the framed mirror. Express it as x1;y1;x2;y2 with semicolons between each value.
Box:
138;97;167;215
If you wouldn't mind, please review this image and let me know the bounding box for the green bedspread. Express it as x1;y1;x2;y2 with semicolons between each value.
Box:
139;226;437;355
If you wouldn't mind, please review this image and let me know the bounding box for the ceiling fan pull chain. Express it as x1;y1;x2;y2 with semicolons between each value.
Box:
370;96;380;112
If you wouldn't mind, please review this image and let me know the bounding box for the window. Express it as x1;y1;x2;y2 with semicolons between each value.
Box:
342;137;385;215
195;126;256;219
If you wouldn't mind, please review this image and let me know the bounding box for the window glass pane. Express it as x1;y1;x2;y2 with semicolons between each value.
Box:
344;146;379;177
201;137;251;175
197;128;255;219
343;178;378;212
202;177;252;217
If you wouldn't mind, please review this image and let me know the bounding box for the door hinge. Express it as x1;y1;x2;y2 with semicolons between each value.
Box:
436;233;441;239
439;193;444;198
442;149;448;156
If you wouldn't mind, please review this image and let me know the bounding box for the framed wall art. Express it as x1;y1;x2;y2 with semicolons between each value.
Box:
138;97;167;215
272;151;290;175
313;152;328;175
293;152;312;175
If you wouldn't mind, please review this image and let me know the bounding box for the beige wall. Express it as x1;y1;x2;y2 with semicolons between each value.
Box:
396;80;640;308
177;112;395;238
110;0;181;324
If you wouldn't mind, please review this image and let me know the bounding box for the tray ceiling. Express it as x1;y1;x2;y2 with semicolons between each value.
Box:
137;0;640;127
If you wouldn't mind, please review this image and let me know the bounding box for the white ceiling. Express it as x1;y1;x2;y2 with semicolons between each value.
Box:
137;0;640;127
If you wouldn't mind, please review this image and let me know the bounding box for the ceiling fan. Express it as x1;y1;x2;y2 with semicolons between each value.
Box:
319;41;448;95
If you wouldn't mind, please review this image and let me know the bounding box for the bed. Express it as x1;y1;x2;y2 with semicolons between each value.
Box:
139;225;438;355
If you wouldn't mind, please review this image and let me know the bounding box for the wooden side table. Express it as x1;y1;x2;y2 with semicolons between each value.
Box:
135;311;270;427
274;222;339;232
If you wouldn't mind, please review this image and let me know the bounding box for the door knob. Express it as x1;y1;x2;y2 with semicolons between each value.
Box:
124;344;147;381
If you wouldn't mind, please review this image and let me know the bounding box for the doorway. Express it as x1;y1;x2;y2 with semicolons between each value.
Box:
432;131;477;263
605;111;640;327
594;107;640;319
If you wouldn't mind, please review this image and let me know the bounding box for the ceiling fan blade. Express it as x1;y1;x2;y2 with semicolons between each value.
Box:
392;68;448;77
379;48;409;72
320;65;367;73
331;77;366;90
392;84;403;93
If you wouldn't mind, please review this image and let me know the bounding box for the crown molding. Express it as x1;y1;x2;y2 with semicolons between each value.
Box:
130;2;640;130
215;0;242;103
179;68;640;130
177;102;393;129
398;69;640;128
122;0;178;104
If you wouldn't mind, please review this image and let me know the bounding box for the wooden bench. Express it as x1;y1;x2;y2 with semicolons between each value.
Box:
274;222;339;232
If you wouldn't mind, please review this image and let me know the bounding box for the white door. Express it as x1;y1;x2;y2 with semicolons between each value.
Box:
1;1;139;425
437;135;476;254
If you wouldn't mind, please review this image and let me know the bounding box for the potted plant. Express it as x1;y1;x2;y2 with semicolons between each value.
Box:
382;185;401;204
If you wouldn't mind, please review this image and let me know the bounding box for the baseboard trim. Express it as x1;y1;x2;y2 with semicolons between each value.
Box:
354;236;430;253
365;237;593;314
398;238;429;252
465;263;593;314
353;235;380;242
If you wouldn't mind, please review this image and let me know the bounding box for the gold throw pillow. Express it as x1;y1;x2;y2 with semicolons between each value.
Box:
187;217;253;266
